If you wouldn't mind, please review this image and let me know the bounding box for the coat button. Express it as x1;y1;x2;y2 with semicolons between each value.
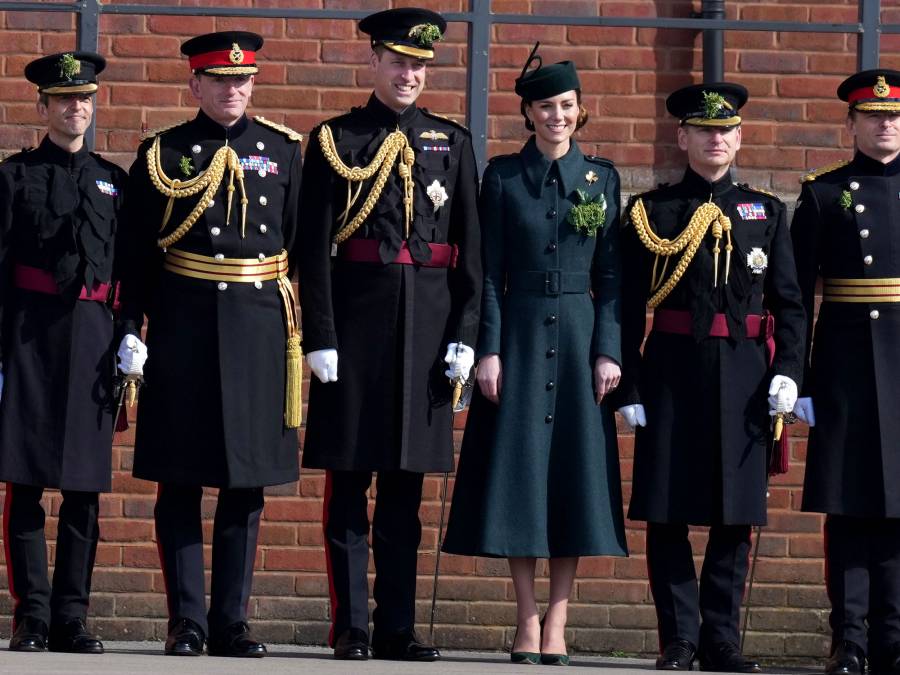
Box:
547;242;558;252
210;226;221;236
547;314;557;324
208;200;215;209
860;229;870;238
864;255;874;265
850;181;860;190
547;209;556;218
544;415;553;424
258;169;267;178
546;348;556;358
546;381;555;390
260;196;268;206
257;141;265;151
855;203;865;213
259;224;268;234
548;177;557;185
217;282;228;291
214;253;224;261
254;281;263;289
870;309;880;320
192;144;201;154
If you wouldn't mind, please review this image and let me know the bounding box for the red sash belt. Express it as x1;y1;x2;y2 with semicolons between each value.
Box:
14;264;118;306
651;308;787;475
339;240;457;269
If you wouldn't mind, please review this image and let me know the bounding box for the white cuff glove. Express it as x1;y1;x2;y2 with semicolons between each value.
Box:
307;348;338;383
444;342;475;382
117;335;148;376
793;397;816;427
617;404;647;430
768;374;798;415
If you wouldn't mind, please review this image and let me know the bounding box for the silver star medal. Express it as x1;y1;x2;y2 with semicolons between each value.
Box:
747;247;768;274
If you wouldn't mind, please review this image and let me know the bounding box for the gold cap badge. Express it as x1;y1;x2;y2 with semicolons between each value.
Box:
229;43;245;65
874;75;890;98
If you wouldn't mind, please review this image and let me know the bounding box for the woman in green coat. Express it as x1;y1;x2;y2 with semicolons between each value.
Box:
443;46;627;665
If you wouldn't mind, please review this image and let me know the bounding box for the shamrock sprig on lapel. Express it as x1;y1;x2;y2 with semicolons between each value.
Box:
567;188;607;237
179;155;195;178
838;189;852;210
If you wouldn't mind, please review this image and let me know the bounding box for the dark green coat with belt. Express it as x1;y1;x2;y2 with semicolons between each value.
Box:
443;138;628;558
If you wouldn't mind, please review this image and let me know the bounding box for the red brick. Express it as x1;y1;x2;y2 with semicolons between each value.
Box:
147;15;216;36
7;11;74;31
112;35;182;58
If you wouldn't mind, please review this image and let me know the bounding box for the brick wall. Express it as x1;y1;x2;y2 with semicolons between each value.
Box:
0;0;887;663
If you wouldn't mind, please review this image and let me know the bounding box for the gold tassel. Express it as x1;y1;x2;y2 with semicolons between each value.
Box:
723;216;733;284
284;334;302;428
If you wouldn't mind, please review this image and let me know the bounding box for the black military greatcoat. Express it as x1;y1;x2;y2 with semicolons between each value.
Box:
619;167;805;526
0;137;126;492
299;94;481;473
121;111;302;488
793;152;900;518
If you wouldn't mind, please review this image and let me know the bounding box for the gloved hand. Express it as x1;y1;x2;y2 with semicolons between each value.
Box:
307;348;338;383
793;397;816;427
618;404;647;430
768;374;798;415
444;342;475;381
117;335;148;376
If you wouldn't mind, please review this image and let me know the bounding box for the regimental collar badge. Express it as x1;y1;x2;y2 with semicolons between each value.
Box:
874;75;890;98
420;130;449;141
747;247;768;274
229;43;245;65
585;170;598;185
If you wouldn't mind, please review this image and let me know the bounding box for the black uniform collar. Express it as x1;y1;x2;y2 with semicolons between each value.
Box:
852;149;900;177
680;165;734;198
194;108;249;140
520;135;585;196
37;134;91;168
364;93;418;127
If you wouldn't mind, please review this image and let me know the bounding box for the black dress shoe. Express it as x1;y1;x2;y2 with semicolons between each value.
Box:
207;621;266;658
165;617;205;656
48;618;103;654
334;628;369;660
8;616;48;652
699;641;761;673
372;630;440;662
827;641;866;675
657;639;697;671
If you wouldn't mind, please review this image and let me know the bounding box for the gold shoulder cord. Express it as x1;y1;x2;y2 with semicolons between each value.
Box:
630;197;733;308
146;135;249;248
317;124;415;242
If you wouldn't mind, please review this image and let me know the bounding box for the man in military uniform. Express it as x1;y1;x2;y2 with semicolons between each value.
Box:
0;51;137;654
119;31;303;657
298;7;481;662
791;69;900;675
615;83;806;672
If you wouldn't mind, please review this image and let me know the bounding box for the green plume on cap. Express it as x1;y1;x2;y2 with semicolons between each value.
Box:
702;91;727;119
408;23;442;48
58;53;81;80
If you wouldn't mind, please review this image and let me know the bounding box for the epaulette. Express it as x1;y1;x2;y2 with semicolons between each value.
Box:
585;154;614;168
421;109;469;134
254;116;303;143
801;159;850;183
737;183;782;201
140;120;189;142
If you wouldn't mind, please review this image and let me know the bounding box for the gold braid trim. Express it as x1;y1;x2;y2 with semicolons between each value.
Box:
317;124;415;242
140;120;188;142
146;135;248;248
630;197;732;308
801;159;849;183
254;116;303;142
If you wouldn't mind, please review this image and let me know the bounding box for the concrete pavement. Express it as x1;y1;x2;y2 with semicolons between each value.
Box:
0;642;815;675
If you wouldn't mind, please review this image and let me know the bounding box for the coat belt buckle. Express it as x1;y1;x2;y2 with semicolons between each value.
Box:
544;269;561;296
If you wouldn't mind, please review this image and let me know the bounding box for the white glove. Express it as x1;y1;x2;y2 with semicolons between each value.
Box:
618;404;647;430
444;342;475;382
117;334;148;376
768;374;798;415
793;397;816;427
307;348;338;383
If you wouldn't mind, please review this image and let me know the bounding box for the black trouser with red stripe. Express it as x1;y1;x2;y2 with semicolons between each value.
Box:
3;483;99;629
154;483;264;637
323;470;424;646
826;515;900;662
647;522;752;651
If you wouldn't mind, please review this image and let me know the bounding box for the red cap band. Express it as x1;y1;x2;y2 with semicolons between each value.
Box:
188;49;256;71
848;85;897;104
